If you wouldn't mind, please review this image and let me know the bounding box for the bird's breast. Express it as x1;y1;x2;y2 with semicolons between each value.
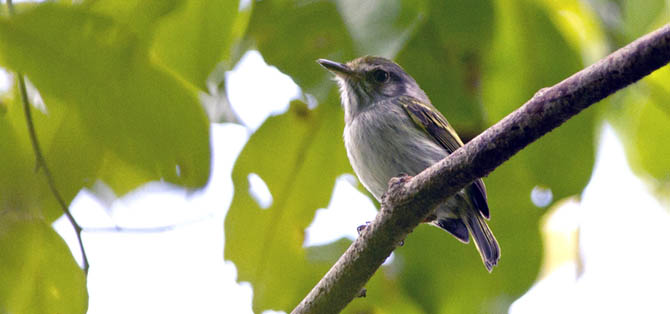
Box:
343;106;447;200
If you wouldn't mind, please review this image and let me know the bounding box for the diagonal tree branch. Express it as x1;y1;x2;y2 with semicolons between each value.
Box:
292;24;670;314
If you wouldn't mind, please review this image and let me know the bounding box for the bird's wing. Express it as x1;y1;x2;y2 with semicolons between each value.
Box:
398;96;463;153
399;96;490;218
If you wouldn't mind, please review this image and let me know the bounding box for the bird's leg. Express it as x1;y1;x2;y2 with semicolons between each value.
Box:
381;173;412;201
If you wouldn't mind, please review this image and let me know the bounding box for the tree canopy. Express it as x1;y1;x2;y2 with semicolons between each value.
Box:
0;0;668;313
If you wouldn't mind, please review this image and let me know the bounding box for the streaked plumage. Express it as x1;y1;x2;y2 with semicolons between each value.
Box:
318;56;500;271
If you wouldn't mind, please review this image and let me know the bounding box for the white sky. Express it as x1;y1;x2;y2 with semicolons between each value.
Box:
2;48;667;313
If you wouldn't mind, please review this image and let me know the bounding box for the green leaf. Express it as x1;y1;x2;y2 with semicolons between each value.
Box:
0;85;104;221
636;63;670;184
428;0;495;53
344;264;425;314
224;98;352;312
607;67;670;186
394;159;543;313
631;99;670;183
83;0;181;40
245;0;356;99
620;0;667;41
152;0;240;90
600;12;670;194
393;0;494;134
32;97;107;221
482;0;594;202
537;0;608;64
0;1;39;16
0;214;88;314
335;0;426;57
0;95;52;219
0;3;211;195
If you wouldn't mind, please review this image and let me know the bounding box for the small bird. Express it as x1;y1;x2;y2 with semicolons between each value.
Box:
318;56;500;271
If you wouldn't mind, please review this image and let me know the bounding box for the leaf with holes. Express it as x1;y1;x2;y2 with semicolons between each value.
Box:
224;98;351;312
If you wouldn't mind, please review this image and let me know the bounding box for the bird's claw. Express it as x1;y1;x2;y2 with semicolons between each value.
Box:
357;221;371;235
356;288;367;298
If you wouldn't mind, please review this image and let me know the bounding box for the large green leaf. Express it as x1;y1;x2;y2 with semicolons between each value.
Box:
631;97;670;184
0;214;88;314
0;81;105;222
151;0;240;90
224;93;426;312
537;0;608;64
620;0;667;42
395;0;494;134
83;0;181;40
594;2;670;190
87;0;246;123
589;0;668;47
0;3;211;196
335;0;427;58
482;0;595;203
607;67;670;188
224;98;352;312
244;0;356;99
395;158;542;313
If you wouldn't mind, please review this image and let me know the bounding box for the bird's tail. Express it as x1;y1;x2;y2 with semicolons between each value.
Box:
462;209;500;272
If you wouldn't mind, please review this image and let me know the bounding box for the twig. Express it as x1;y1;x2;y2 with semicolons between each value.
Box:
292;24;670;314
81;212;215;233
9;0;90;273
82;226;177;233
17;74;90;273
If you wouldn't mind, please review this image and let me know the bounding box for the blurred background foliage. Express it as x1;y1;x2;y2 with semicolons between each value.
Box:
0;0;668;313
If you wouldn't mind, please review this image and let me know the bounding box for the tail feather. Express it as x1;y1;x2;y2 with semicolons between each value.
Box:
463;210;500;272
435;218;470;243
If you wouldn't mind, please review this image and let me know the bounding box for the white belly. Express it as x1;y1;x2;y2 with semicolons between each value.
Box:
343;107;447;200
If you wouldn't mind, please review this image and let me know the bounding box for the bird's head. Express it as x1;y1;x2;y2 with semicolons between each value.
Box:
318;56;428;122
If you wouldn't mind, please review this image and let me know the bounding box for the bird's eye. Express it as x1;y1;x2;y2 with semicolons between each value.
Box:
372;69;389;83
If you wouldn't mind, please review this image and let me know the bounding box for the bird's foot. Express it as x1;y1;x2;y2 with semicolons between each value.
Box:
356;221;371;236
356;288;367;298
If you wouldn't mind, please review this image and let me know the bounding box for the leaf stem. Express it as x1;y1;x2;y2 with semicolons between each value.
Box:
8;0;90;274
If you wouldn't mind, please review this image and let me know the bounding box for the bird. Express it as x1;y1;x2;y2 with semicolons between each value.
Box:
317;56;500;271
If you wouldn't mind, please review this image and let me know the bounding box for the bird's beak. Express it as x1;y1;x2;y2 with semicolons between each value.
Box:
317;59;354;77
